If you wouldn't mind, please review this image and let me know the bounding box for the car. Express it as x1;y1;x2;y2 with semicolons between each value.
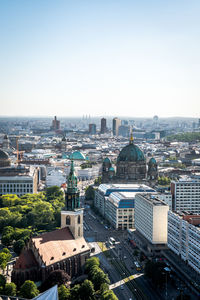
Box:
124;256;127;259
120;285;124;290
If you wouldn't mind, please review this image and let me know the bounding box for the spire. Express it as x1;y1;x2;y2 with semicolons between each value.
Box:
130;128;134;144
67;160;78;191
65;160;80;211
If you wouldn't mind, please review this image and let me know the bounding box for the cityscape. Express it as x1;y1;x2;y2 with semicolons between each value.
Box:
1;1;200;300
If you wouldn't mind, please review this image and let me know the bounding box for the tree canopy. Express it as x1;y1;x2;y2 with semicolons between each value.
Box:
19;280;39;299
0;248;12;272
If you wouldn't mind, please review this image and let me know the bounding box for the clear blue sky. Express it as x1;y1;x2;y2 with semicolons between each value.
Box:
0;0;200;118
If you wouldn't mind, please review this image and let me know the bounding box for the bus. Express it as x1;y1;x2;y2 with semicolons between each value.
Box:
109;237;116;245
134;261;141;271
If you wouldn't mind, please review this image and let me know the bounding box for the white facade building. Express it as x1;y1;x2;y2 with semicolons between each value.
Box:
168;211;200;274
105;191;135;230
0;166;38;196
95;184;155;228
158;192;172;210
46;169;66;187
135;193;169;244
171;176;200;213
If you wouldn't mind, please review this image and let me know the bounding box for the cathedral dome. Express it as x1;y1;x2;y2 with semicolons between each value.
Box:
117;143;145;162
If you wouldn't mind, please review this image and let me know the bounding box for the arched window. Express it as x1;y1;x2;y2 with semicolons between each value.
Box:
66;216;71;225
78;215;81;224
78;227;80;236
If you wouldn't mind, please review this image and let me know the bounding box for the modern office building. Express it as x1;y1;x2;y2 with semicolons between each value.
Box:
171;176;200;213
89;123;96;135
95;183;155;222
105;191;135;230
135;193;169;245
112;117;121;136
100;118;107;134
168;211;200;274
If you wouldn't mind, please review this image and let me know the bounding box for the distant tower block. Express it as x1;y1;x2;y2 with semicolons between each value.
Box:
89;124;96;135
61;160;84;239
101;118;107;134
51;116;60;131
113;117;121;136
2;135;10;150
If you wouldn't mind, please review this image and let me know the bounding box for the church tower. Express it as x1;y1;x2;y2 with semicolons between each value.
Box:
61;160;84;239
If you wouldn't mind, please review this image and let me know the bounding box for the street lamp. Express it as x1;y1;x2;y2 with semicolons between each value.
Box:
163;267;170;300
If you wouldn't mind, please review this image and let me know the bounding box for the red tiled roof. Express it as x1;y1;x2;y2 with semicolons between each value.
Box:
32;227;90;266
14;249;39;270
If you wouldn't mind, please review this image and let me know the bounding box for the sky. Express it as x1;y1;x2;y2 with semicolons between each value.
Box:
0;0;200;118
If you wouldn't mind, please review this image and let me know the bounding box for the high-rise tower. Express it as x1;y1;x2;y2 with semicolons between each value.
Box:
112;117;121;136
100;118;107;134
61;160;84;239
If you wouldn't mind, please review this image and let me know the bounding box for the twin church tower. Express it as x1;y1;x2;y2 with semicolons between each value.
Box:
61;160;84;239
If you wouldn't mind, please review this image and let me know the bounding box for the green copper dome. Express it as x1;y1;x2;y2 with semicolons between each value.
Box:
69;151;86;160
103;157;111;164
117;142;145;162
149;157;157;165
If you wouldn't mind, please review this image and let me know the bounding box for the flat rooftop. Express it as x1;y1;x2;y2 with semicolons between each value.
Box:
98;183;155;196
137;193;168;206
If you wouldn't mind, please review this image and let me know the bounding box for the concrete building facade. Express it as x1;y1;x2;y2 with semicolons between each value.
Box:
168;211;200;274
135;193;169;244
171;177;200;213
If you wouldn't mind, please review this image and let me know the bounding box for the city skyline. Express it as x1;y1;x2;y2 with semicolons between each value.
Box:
1;0;200;117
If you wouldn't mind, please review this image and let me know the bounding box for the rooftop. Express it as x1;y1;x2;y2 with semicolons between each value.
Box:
98;183;155;196
136;193;168;206
32;227;90;266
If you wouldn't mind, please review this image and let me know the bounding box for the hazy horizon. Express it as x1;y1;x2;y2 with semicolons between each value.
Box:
1;1;200;118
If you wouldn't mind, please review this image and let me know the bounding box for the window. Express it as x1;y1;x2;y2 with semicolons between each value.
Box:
78;227;80;236
66;216;71;225
78;215;81;224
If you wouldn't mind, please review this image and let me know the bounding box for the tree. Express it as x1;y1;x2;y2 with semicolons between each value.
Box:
101;290;118;300
32;202;54;230
41;270;70;292
94;177;102;185
58;284;71;300
70;284;81;300
85;257;100;273
14;228;31;242
0;194;20;207
85;186;95;201
0;274;6;293
99;283;109;294
92;270;110;291
46;186;64;202
1;226;14;246
3;282;17;296
0;248;12;272
19;280;39;299
13;239;25;255
79;280;95;300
